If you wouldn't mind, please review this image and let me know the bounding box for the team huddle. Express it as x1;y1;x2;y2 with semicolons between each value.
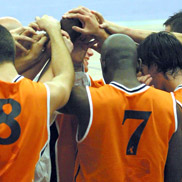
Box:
0;6;182;182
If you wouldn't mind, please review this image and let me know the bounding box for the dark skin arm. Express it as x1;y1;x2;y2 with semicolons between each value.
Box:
164;103;182;182
59;86;90;139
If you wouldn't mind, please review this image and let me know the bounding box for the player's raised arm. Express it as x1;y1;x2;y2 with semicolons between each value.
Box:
35;15;74;116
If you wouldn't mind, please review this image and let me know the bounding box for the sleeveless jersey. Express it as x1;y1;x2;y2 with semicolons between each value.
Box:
0;76;50;182
75;81;177;182
55;75;104;182
55;114;78;182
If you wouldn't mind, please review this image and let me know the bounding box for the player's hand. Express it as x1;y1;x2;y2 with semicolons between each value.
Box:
35;15;60;33
137;72;153;86
15;34;49;73
62;6;104;38
92;10;122;35
10;26;36;53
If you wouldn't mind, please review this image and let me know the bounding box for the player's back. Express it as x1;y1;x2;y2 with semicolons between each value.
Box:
75;81;177;182
0;76;49;182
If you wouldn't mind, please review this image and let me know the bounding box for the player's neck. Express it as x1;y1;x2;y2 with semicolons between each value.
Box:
164;72;182;92
113;71;141;88
0;62;19;82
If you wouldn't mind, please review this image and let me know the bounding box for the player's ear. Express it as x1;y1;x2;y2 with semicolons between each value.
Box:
100;57;106;70
136;58;142;73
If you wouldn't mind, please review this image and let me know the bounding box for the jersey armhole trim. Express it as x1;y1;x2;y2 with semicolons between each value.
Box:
171;92;178;132
35;83;51;167
41;83;51;151
176;100;182;108
12;75;24;83
86;74;91;86
33;59;50;82
76;86;93;143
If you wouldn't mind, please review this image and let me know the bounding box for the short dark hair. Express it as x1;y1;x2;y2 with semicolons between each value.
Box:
163;11;182;33
60;18;82;43
0;25;15;63
137;31;182;75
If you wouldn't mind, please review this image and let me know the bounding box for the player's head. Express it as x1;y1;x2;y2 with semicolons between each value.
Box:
137;31;182;89
60;17;94;68
164;11;182;33
0;16;22;31
0;25;16;64
60;18;82;43
101;34;137;83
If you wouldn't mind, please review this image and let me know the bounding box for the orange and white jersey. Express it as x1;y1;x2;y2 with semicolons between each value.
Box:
174;84;182;107
55;75;105;182
75;81;177;182
88;75;105;88
0;75;50;182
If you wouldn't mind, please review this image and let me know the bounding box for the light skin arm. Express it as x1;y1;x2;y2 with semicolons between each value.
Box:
11;26;36;53
37;30;73;83
35;15;74;116
21;48;50;80
164;103;182;182
91;10;154;44
15;34;49;74
21;30;72;80
92;10;182;44
14;23;49;75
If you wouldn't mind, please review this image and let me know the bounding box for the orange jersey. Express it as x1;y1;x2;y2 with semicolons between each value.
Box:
55;75;105;182
0;76;50;182
75;82;177;182
88;75;105;88
174;84;182;107
55;114;78;182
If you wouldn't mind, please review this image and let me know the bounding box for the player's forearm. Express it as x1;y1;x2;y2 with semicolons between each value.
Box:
124;28;182;44
49;28;74;84
21;56;49;80
105;21;182;44
95;31;109;47
15;54;36;74
111;25;154;43
124;28;155;43
104;20;154;43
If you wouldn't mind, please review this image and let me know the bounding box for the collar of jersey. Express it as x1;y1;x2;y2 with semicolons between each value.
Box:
174;84;182;92
12;75;24;83
110;81;149;94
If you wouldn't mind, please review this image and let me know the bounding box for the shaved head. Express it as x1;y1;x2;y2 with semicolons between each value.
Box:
0;17;22;30
101;34;137;63
101;34;137;83
100;34;138;83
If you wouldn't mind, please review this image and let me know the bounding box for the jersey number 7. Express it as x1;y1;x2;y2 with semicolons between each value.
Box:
122;110;151;155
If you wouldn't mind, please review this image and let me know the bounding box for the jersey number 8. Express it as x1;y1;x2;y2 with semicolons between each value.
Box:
0;99;21;145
